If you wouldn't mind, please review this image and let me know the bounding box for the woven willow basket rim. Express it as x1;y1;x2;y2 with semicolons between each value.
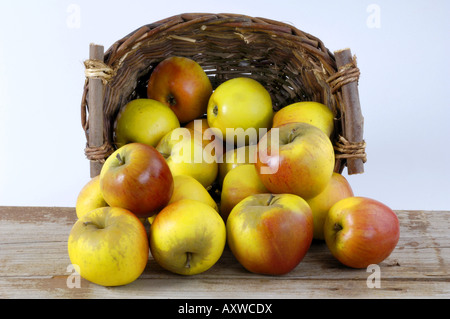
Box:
81;12;365;175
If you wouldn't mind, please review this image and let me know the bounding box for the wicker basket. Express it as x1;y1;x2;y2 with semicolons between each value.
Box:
81;13;366;178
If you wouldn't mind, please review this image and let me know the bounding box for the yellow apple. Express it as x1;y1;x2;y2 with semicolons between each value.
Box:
75;175;108;219
218;144;257;186
207;77;273;146
169;175;218;212
306;173;354;240
114;98;180;148
220;164;268;221
256;122;335;199
156;128;218;188
227;193;313;275
68;207;149;287
273;101;335;137
149;199;226;276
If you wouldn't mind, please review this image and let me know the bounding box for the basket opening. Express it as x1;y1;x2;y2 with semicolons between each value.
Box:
87;14;360;174
123;51;332;114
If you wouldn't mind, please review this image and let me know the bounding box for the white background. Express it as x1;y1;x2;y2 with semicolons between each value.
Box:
0;0;449;210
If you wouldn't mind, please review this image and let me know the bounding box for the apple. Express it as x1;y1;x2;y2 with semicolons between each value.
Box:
218;144;257;186
169;174;218;212
75;175;108;219
147;56;213;124
68;207;149;287
114;98;180;148
256;122;335;200
100;143;173;218
156;128;218;188
149;199;226;276
306;173;354;240
207;77;273;145
273;101;335;137
185;118;209;135
185;118;224;158
324;197;400;269
220;164;268;221
227;193;313;275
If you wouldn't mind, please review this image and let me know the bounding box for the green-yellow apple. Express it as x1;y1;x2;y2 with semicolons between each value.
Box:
169;175;218;212
220;164;268;221
75;175;108;219
207;77;273;145
100;143;173;218
324;197;400;269
147;56;213;124
273;101;335;137
114;98;180;148
306;173;354;240
68;207;149;287
227;193;313;275
256;122;335;199
149;199;226;276
156;128;218;188
218;144;257;186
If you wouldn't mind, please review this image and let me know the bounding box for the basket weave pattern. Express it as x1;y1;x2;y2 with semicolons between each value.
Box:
81;13;365;174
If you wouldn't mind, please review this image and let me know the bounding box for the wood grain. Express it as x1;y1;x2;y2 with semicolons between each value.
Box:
0;207;448;299
88;44;105;178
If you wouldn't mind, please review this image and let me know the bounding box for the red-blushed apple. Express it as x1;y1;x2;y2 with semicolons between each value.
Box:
147;56;213;124
256;122;335;200
324;197;400;269
306;172;354;240
100;143;173;218
68;207;149;287
227;193;313;275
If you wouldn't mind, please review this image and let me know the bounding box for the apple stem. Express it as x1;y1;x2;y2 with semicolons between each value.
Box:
213;105;218;116
185;252;192;269
267;194;279;206
288;129;297;143
160;152;170;159
333;223;343;232
83;221;97;228
116;153;125;166
167;94;177;106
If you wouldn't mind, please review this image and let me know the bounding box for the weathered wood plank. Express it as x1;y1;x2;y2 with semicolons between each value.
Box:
1;276;449;299
0;207;449;298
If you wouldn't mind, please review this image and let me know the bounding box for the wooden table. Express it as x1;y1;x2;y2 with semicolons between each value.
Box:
0;207;448;299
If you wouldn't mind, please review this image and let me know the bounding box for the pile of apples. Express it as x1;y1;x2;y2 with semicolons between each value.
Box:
68;56;400;287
